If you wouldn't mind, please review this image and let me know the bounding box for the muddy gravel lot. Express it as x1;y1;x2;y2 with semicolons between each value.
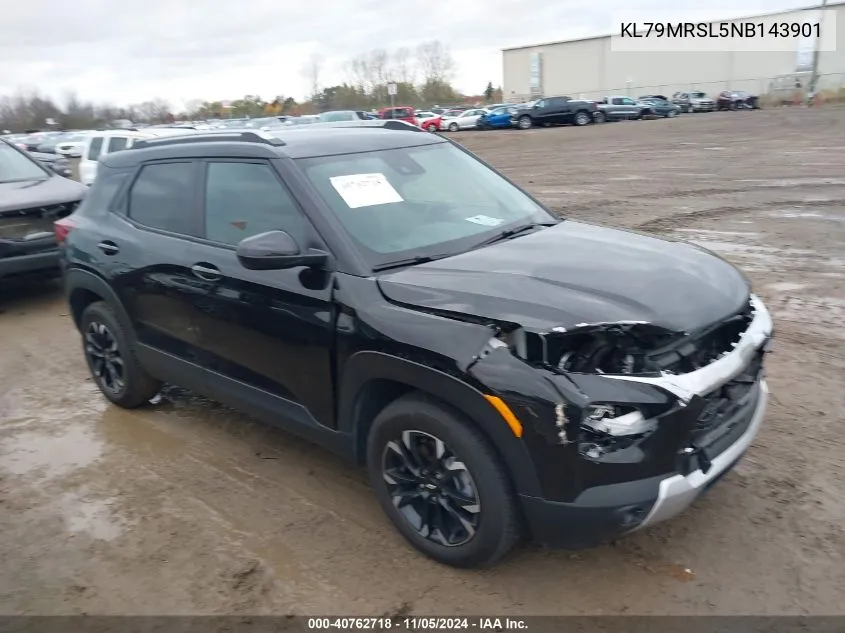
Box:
1;108;843;616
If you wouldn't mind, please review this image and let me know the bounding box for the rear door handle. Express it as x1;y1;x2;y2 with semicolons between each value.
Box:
191;263;221;281
98;240;119;255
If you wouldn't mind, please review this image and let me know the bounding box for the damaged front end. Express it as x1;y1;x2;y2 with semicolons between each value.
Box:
467;294;773;510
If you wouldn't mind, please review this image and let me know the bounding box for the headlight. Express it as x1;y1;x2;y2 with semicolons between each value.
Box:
582;404;656;437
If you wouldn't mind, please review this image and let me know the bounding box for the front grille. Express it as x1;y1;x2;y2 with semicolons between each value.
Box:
649;299;755;374
692;350;764;452
0;202;78;243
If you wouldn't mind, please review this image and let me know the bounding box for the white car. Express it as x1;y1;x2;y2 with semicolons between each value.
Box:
439;108;489;132
54;131;94;158
79;128;197;186
414;111;440;131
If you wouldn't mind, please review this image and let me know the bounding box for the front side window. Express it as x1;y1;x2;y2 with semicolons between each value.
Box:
298;142;554;268
203;161;307;246
128;162;196;234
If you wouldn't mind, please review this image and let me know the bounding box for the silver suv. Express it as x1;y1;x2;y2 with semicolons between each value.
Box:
672;91;715;113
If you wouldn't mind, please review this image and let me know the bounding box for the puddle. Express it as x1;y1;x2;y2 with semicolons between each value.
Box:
0;425;103;479
767;281;808;292
675;229;760;238
735;178;845;187
53;492;126;541
769;210;845;221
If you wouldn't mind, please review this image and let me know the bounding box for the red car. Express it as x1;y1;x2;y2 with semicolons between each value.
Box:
378;106;416;125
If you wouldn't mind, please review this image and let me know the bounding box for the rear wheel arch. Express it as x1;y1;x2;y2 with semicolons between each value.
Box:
338;351;543;497
66;269;132;334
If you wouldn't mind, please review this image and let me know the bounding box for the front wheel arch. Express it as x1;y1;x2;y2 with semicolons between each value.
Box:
337;351;543;498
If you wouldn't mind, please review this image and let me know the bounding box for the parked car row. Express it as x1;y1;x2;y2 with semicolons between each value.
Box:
416;90;760;133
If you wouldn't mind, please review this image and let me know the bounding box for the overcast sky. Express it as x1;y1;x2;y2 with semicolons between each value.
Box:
2;0;816;109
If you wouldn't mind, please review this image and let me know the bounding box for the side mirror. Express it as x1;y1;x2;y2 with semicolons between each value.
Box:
236;230;328;271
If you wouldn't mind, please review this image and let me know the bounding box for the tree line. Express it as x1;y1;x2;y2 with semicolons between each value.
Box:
1;40;502;132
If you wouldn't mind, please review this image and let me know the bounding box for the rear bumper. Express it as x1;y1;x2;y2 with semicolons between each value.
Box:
0;250;60;279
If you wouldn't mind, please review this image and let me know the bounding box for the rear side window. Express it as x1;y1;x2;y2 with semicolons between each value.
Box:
75;170;128;215
107;137;128;153
88;137;103;161
128;162;196;235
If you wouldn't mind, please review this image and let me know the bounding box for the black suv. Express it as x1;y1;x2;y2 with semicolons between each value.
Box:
58;123;773;568
1;139;87;282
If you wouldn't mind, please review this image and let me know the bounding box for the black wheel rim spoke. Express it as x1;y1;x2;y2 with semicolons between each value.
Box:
382;430;480;547
84;321;125;395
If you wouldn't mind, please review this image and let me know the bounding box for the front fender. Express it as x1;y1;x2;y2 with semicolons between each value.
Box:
337;350;543;497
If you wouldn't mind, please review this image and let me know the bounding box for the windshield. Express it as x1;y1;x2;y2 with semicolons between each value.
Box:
690;92;706;98
298;141;555;269
0;142;49;182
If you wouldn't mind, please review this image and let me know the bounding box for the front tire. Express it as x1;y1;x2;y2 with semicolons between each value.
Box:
517;115;532;130
80;301;162;408
448;123;459;132
426;124;438;133
367;393;520;568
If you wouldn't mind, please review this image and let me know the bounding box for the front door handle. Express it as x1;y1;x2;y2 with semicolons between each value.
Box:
98;240;119;255
191;263;221;281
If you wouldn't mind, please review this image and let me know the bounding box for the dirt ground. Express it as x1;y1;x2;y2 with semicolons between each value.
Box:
1;109;843;616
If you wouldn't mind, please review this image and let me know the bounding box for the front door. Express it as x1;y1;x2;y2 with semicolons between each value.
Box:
187;159;336;428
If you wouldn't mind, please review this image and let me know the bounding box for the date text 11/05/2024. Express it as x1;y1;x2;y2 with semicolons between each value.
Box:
307;617;528;631
620;22;821;38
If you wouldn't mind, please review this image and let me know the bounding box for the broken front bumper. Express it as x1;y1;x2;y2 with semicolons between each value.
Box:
513;295;773;548
631;378;767;531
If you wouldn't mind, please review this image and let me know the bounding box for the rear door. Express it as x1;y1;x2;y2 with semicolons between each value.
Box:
107;160;207;369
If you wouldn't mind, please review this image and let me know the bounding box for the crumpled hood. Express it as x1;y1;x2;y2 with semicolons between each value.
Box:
0;176;86;215
376;221;750;333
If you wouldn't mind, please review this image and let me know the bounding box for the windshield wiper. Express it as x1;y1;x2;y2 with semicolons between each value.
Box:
372;253;452;272
472;222;556;250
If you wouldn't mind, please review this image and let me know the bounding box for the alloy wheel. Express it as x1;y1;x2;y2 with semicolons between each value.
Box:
449;123;459;132
575;112;590;125
382;430;480;547
85;321;125;394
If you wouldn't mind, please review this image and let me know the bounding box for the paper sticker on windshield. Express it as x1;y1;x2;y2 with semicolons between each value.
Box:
466;215;505;227
329;173;403;209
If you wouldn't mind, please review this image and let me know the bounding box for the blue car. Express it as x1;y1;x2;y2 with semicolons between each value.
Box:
476;106;517;130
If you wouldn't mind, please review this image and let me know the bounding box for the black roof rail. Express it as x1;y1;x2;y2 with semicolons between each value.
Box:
132;130;286;150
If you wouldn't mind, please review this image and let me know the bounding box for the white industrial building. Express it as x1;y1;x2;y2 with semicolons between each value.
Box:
502;3;845;103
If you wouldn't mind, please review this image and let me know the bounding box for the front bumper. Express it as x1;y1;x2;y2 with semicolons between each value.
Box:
0;249;61;280
517;295;772;548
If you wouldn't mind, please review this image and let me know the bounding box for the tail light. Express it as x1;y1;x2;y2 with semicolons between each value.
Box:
54;217;75;244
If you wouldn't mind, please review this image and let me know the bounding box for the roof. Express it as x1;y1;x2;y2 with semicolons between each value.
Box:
501;1;844;52
100;125;445;168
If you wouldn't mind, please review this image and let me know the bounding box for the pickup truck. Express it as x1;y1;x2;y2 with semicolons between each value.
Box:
514;96;600;129
596;96;650;121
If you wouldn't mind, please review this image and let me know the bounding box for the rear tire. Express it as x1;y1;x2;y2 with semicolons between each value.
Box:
573;111;591;126
80;301;161;408
367;393;521;568
592;111;606;124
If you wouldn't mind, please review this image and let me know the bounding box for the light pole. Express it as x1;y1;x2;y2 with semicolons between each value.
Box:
808;0;830;100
